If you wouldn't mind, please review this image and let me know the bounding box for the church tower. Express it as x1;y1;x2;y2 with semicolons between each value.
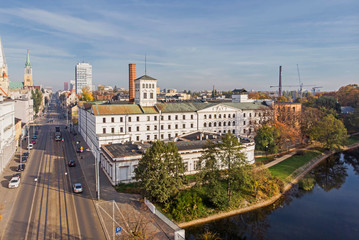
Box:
24;50;33;87
0;37;9;96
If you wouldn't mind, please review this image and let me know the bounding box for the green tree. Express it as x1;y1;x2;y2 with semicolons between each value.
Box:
314;95;341;113
254;125;280;154
31;88;43;114
216;133;247;203
309;114;347;150
135;141;184;207
113;85;118;92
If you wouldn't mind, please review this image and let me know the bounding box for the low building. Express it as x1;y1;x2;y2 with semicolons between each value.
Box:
13;93;34;124
14;118;22;146
100;131;255;185
0;96;15;174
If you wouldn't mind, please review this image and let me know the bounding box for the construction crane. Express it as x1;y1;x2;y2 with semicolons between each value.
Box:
312;86;323;95
270;65;314;98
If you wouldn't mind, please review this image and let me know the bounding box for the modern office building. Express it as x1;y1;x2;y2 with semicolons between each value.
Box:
75;62;92;94
64;82;69;91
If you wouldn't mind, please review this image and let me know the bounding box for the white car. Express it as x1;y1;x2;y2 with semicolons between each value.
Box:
27;144;33;149
8;177;20;188
73;183;83;193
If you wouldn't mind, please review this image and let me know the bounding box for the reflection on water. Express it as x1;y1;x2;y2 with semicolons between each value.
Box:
186;149;359;240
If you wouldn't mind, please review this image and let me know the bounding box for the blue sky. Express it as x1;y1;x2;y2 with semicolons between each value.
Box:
0;0;358;92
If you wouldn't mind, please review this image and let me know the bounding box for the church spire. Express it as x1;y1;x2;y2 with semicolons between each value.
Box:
0;37;7;67
25;49;31;67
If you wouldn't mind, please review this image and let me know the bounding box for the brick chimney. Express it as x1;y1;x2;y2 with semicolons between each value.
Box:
129;63;136;103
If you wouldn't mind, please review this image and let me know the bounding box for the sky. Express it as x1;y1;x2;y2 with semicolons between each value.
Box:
0;0;358;92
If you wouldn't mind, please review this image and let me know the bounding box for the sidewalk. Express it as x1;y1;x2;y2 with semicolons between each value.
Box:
263;145;315;168
68;129;175;239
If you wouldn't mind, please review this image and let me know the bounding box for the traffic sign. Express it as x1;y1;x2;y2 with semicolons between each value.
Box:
116;226;121;235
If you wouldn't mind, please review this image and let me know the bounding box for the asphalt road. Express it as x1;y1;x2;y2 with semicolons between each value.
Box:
2;101;106;240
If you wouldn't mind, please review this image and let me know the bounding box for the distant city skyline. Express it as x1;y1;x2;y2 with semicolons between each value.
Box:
0;0;358;92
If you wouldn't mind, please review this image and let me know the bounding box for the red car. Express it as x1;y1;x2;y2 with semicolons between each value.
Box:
31;139;36;144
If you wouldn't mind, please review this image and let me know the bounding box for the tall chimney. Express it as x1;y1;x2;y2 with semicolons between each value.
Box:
129;63;136;103
279;66;282;97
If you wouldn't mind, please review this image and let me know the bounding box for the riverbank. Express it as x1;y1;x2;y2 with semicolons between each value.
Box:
179;142;359;228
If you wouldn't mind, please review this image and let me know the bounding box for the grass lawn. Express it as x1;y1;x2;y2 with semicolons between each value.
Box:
255;156;275;164
269;150;321;181
114;182;141;194
346;135;359;146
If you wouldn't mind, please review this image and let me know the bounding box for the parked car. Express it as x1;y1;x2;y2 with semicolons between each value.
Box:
73;183;83;193
20;156;27;163
12;173;21;178
31;139;36;144
23;152;29;157
76;147;83;153
8;177;20;188
32;135;37;139
68;160;76;167
17;164;25;172
27;144;33;149
35;131;39;135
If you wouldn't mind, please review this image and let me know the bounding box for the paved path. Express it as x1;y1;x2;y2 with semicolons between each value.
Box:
264;145;314;168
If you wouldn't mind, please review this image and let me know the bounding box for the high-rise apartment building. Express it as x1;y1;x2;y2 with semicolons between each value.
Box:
75;62;92;94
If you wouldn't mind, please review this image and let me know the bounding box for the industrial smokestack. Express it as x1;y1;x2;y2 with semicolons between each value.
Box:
129;63;136;103
279;66;282;97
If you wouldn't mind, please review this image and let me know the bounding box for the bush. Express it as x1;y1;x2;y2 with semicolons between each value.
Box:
170;191;206;222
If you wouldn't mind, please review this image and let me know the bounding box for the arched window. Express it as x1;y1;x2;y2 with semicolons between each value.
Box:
204;123;207;127
233;114;235;118
214;122;217;127
233;121;235;126
204;115;207;119
209;122;212;127
228;121;231;126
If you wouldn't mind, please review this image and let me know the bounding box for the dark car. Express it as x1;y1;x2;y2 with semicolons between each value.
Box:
20;156;28;163
13;172;21;178
31;139;36;144
32;135;37;139
68;160;76;167
17;164;25;171
23;152;29;157
35;131;39;135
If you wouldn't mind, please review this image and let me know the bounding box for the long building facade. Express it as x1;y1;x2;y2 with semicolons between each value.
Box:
78;74;271;153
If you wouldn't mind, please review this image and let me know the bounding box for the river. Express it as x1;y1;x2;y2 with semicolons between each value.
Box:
185;148;359;240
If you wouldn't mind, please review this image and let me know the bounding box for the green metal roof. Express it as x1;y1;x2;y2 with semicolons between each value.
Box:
25;50;31;67
9;81;24;89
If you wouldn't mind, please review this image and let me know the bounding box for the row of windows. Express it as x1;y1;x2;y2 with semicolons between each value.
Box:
204;113;235;119
101;112;265;124
143;92;154;99
203;121;235;127
143;83;155;88
102;114;195;123
102;123;195;133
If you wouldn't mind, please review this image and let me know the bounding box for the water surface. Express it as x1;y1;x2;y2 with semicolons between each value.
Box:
186;149;359;240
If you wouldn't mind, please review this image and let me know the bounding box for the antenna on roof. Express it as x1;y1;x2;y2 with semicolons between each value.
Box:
145;53;147;75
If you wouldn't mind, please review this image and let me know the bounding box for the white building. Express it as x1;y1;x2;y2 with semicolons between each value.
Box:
0;96;15;174
75;62;92;94
78;74;271;155
100;132;255;185
13;93;34;124
134;75;157;106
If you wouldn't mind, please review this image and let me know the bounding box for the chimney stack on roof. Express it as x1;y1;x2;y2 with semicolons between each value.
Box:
129;63;136;103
